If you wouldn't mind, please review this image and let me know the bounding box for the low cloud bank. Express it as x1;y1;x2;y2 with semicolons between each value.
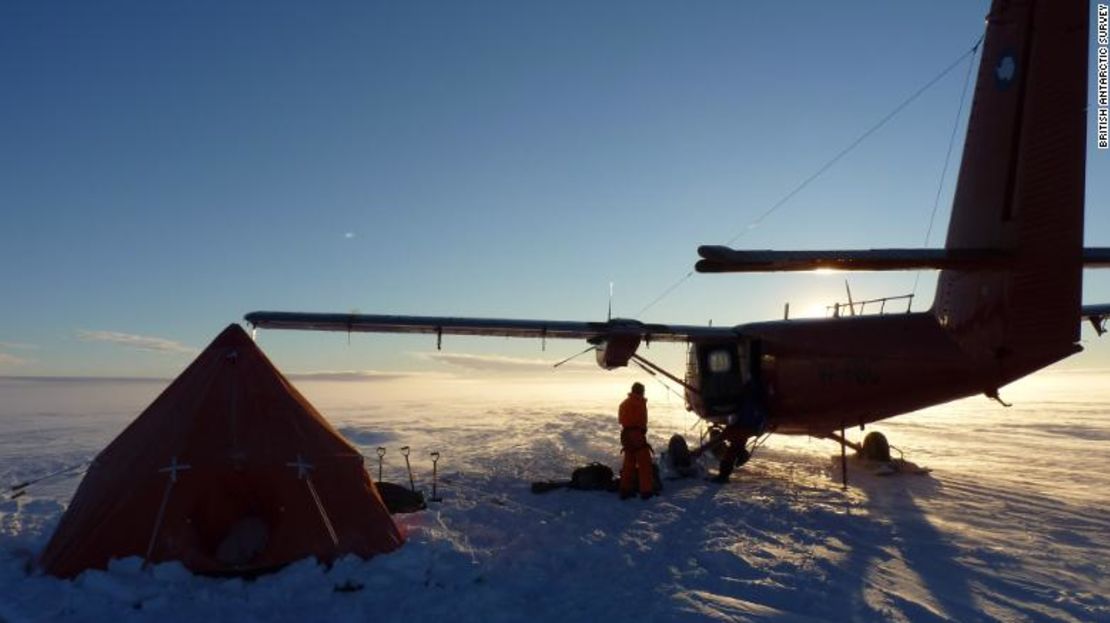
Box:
285;370;414;382
77;330;196;355
0;342;37;350
419;351;593;373
0;353;29;367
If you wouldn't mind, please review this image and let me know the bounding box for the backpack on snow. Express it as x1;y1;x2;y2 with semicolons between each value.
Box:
570;463;616;490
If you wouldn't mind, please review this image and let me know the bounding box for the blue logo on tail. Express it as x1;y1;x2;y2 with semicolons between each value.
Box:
995;51;1017;91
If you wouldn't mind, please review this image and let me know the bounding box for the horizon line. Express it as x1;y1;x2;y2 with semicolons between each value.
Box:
3;366;1107;385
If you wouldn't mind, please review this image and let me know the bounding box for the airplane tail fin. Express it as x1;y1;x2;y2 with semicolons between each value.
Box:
933;0;1088;382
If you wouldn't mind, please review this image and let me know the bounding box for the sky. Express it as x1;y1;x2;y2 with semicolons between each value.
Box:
2;0;1108;381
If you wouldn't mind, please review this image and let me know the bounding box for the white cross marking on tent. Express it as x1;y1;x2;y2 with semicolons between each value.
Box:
286;455;313;480
158;456;191;483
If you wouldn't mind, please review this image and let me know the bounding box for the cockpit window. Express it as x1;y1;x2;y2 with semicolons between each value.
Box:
707;349;732;373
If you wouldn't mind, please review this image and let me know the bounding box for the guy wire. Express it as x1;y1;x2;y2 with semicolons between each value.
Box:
911;35;983;300
636;34;986;318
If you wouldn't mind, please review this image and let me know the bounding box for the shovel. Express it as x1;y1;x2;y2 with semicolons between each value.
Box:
401;446;415;492
429;451;442;502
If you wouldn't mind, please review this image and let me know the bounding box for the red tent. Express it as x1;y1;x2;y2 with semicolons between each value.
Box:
40;324;404;577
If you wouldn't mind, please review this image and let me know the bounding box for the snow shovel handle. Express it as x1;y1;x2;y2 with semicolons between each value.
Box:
429;451;441;502
401;446;415;491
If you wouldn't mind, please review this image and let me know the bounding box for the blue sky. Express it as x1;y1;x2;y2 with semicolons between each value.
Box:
2;1;1108;378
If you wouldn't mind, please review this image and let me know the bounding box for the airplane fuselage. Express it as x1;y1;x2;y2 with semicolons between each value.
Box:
688;311;1078;436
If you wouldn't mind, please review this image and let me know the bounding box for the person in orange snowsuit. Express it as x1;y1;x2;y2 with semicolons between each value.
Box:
618;382;655;500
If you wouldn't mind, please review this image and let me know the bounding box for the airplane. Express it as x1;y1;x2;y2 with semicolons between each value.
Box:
246;0;1109;480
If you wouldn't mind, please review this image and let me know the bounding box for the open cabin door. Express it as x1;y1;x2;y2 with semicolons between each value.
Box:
685;338;760;424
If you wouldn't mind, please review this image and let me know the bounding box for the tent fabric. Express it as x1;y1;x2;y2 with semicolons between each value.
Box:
39;324;404;578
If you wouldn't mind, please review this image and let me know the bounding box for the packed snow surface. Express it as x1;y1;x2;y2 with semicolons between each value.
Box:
1;372;1107;622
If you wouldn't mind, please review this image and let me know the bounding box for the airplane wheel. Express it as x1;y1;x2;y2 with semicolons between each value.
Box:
667;434;692;469
860;431;891;462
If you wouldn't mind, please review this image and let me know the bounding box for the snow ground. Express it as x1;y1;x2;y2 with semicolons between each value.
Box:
0;373;1107;622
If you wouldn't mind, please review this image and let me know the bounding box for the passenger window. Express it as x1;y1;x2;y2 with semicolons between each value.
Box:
707;349;732;373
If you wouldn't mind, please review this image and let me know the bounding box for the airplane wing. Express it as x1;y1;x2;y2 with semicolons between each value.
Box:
243;311;739;344
1082;304;1110;336
696;246;1110;273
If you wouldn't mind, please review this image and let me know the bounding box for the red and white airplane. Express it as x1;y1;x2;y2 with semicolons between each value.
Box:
248;0;1108;471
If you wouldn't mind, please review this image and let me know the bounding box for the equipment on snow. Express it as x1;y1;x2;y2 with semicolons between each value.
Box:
401;446;416;491
572;463;617;490
377;481;427;514
429;451;442;502
531;462;618;494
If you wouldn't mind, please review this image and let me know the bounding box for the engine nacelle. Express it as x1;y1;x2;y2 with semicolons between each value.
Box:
594;333;642;369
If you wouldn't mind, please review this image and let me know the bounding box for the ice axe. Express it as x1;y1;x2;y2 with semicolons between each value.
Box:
401;446;415;492
376;447;386;483
429;451;442;502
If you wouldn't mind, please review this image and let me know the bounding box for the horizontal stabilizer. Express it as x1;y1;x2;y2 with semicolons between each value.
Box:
1084;248;1110;268
1082;304;1110;336
244;311;739;343
696;246;1110;273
